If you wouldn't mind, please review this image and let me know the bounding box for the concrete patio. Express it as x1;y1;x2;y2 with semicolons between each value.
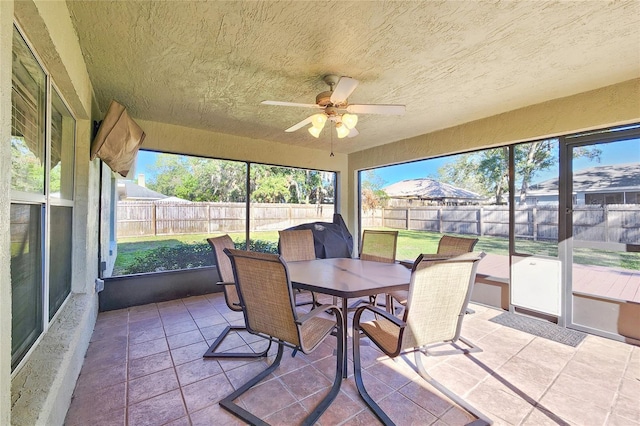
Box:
65;292;639;426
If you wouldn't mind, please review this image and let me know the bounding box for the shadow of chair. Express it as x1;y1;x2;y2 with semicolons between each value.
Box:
220;248;344;426
202;235;271;359
388;234;479;313
278;229;318;308
352;252;491;426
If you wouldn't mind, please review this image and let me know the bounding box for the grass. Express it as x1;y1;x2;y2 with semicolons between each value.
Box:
113;229;639;275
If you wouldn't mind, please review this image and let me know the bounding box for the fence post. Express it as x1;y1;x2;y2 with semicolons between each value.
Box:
478;207;483;236
604;205;609;242
152;204;157;236
406;207;410;230
532;207;537;241
438;207;443;233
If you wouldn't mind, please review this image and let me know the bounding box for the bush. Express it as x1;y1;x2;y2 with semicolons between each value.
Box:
124;239;278;274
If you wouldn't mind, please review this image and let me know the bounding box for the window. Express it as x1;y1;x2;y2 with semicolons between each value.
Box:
359;148;511;277
10;25;75;370
111;151;336;275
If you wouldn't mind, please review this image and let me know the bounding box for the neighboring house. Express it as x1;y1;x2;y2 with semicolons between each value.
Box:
383;178;486;206
117;180;168;201
526;163;640;205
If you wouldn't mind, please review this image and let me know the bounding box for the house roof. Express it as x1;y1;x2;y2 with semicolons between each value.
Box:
65;1;640;155
118;181;167;201
528;163;640;195
383;178;484;201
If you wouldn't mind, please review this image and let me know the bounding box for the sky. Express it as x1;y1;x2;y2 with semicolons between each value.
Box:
372;138;638;187
133;138;638;187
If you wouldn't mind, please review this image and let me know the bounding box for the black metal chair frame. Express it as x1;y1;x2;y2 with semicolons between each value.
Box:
219;249;345;426
203;236;272;359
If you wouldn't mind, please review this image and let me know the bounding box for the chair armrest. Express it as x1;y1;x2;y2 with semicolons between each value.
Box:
399;260;414;269
355;304;406;328
421;254;456;261
295;304;340;325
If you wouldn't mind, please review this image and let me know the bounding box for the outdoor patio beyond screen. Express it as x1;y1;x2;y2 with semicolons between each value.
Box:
112;151;336;276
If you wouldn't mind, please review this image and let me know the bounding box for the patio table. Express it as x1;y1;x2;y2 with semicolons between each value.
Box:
287;257;411;377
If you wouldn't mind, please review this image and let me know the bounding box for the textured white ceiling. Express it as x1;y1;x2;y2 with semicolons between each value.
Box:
66;1;640;154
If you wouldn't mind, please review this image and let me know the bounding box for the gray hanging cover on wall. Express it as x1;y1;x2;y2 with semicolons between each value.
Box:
90;100;146;177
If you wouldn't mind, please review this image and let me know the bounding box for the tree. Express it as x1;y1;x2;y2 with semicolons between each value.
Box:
361;170;388;213
439;140;601;204
147;155;247;202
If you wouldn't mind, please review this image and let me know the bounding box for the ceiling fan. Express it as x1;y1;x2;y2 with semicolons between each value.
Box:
261;75;405;139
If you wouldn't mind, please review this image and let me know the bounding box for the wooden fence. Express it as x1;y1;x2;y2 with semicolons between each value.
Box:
362;204;640;244
117;202;334;237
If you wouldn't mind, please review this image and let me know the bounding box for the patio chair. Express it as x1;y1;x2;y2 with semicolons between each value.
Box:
388;235;479;312
359;229;398;263
221;248;344;426
202;235;271;359
278;229;318;308
357;229;399;308
353;252;491;426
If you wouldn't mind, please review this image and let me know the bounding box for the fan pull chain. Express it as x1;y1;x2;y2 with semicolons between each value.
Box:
330;128;334;157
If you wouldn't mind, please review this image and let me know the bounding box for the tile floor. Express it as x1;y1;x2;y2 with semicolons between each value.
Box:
65;292;640;425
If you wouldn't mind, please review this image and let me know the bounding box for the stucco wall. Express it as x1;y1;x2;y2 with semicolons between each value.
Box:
8;1;99;425
0;2;15;424
136;119;350;217
345;78;640;238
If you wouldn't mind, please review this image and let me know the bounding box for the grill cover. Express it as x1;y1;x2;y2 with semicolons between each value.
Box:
284;214;353;259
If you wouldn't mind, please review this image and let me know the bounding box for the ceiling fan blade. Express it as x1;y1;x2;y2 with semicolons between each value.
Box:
346;104;406;115
261;100;321;108
285;116;313;132
347;127;359;138
330;77;359;104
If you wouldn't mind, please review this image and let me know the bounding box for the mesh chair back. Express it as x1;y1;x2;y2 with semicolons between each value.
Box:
436;235;478;255
360;230;398;263
207;235;241;311
225;249;301;347
278;229;316;261
402;252;484;350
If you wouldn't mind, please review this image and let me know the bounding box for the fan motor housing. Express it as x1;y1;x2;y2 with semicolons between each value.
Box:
316;91;333;107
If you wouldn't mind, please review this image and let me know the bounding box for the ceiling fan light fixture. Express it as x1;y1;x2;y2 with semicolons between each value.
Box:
342;113;358;129
308;126;322;138
311;113;327;129
335;122;350;139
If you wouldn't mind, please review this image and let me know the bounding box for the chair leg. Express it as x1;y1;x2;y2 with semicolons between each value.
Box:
219;343;285;426
203;325;271;358
353;329;395;426
220;312;344;426
414;352;492;425
302;307;344;426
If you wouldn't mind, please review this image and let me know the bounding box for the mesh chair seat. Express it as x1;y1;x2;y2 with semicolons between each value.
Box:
359;230;398;263
278;229;319;309
389;236;479;313
220;248;344;426
202;235;271;359
353;252;491;426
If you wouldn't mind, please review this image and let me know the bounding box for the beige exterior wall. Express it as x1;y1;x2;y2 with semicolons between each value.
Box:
0;2;14;424
345;78;640;239
6;1;100;425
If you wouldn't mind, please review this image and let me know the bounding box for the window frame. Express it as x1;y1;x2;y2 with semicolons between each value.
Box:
10;22;77;374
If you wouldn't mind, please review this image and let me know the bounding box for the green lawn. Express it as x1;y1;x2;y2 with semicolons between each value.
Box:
113;229;639;275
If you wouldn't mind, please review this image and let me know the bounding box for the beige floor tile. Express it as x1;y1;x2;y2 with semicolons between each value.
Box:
65;293;638;426
539;387;609;426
